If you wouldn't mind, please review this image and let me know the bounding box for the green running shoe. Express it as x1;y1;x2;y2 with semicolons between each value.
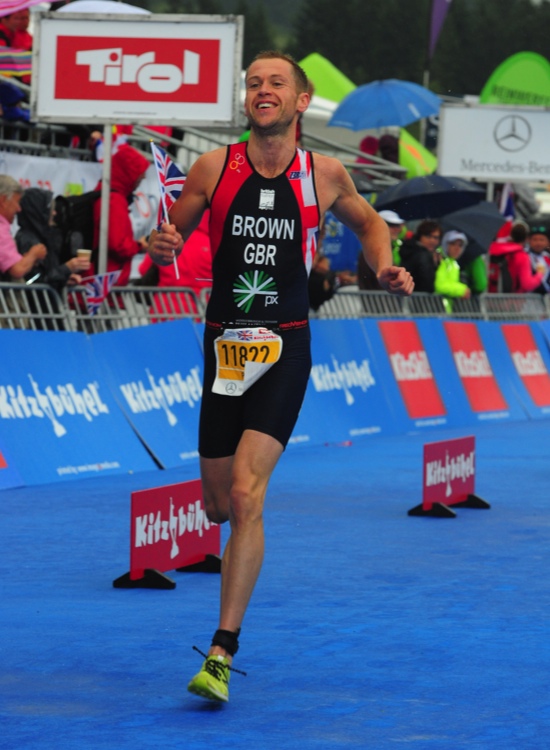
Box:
188;654;230;703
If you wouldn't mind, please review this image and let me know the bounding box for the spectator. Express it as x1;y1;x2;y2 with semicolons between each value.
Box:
309;220;357;309
15;187;90;292
398;219;442;293
92;144;150;286
0;175;46;281
12;8;32;50
378;133;400;165
435;230;471;310
137;210;212;315
357;209;407;290
459;253;488;296
0;12;17;47
527;223;550;278
506;223;547;294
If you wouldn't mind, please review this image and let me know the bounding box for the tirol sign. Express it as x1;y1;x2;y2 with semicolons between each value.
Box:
31;14;243;125
55;37;220;103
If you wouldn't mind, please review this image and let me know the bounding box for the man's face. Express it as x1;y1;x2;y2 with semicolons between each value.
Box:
528;233;549;254
11;9;29;30
418;229;441;252
0;192;22;224
244;57;309;136
446;239;465;259
387;223;403;241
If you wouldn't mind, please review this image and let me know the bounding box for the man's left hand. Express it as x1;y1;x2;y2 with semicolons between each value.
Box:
377;266;414;296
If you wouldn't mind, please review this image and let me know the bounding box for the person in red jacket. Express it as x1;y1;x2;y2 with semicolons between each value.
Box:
92;144;150;286
138;210;212;315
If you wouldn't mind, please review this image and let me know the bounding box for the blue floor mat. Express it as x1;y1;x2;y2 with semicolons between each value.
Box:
2;420;550;749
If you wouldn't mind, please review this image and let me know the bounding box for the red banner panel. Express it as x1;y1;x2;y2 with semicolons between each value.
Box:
378;320;446;419
130;479;220;580
501;324;550;407
423;435;476;511
443;321;507;412
55;37;220;102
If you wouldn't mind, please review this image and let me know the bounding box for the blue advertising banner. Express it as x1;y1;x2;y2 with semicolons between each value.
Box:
0;433;24;490
451;320;527;423
497;322;550;419
290;318;399;447
0;330;157;485
367;317;465;433
540;320;550;350
90;320;204;469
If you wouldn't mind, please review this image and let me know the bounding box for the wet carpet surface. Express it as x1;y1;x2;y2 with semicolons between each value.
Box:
2;421;550;749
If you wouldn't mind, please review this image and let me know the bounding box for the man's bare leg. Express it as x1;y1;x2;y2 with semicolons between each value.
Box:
200;429;283;662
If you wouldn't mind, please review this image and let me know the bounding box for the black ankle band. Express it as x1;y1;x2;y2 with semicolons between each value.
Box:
211;628;240;656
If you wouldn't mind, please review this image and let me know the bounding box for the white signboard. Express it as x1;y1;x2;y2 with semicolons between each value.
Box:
438;103;550;182
31;13;243;126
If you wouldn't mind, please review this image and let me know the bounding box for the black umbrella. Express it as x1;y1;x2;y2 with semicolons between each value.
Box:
441;201;507;259
374;175;486;221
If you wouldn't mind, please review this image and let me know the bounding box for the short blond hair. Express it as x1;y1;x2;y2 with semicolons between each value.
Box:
246;51;309;94
0;175;23;199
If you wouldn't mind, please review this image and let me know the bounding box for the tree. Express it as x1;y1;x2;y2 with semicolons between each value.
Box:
234;0;277;67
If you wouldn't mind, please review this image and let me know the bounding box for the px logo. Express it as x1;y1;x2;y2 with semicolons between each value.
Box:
55;36;220;102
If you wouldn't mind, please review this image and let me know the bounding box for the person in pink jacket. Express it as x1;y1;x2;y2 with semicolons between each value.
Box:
490;223;546;294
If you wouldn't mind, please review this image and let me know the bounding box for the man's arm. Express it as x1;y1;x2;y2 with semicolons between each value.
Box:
7;243;47;280
316;155;414;295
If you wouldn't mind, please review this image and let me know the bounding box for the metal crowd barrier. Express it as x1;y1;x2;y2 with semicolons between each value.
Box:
1;282;549;331
62;285;206;333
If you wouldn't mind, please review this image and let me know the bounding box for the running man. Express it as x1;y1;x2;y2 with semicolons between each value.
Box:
148;50;414;703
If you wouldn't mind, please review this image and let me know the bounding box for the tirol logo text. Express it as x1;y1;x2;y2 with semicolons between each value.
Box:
55;37;220;103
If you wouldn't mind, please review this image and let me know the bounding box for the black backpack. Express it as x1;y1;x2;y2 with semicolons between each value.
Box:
54;189;101;263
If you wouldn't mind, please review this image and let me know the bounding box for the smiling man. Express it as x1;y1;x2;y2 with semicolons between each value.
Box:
148;51;413;704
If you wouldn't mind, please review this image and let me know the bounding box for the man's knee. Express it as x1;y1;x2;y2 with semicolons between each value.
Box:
203;495;229;525
229;482;264;526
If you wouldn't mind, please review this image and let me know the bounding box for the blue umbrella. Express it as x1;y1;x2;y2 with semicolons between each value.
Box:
327;79;442;131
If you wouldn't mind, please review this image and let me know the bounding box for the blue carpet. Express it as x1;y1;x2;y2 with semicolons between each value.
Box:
2;421;550;749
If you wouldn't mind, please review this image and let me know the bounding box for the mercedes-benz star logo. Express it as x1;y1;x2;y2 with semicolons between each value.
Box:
225;382;237;395
493;115;531;152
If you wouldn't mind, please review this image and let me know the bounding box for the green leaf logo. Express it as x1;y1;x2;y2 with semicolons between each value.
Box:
233;270;278;313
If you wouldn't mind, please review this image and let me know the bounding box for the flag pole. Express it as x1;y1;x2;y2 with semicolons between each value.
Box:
150;140;180;281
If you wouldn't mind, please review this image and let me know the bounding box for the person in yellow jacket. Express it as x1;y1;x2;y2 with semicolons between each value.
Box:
435;230;472;312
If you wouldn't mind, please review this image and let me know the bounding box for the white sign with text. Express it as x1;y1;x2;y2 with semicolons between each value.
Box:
31;13;243;126
437;103;550;182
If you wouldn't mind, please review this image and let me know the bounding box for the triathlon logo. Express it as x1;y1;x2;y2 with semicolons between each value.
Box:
233;270;278;312
493;115;531;152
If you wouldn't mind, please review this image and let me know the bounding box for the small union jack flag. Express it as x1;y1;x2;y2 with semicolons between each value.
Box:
150;142;186;224
82;271;121;316
237;329;254;341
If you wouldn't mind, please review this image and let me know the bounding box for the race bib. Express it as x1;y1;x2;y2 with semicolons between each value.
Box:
212;327;283;396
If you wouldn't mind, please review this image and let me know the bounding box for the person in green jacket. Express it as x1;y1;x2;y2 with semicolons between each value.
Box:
435;230;472;312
